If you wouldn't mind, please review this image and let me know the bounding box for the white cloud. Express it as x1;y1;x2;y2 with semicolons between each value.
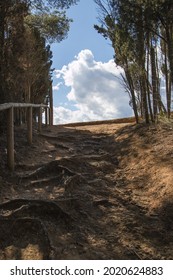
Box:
54;106;96;124
53;82;62;91
54;49;132;124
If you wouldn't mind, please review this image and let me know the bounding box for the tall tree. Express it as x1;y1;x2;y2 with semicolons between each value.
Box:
0;0;78;103
20;26;53;104
0;0;79;130
0;0;79;104
94;0;173;123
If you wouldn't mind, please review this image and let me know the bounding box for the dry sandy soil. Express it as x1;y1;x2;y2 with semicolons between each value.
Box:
0;119;173;260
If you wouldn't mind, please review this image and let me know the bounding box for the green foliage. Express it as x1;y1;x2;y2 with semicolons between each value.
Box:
28;0;79;11
19;26;53;103
0;0;78;106
0;0;79;130
25;12;72;43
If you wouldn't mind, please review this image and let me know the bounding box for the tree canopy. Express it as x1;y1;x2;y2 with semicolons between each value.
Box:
0;0;79;129
94;0;173;123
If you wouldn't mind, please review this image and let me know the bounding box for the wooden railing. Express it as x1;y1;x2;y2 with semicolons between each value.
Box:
0;103;52;171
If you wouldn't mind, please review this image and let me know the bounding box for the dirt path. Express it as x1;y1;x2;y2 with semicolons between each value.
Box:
0;122;173;259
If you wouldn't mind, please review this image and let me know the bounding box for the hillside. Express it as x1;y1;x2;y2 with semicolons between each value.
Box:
0;120;173;260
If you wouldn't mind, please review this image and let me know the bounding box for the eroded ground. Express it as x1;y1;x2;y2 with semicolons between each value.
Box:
0;121;173;259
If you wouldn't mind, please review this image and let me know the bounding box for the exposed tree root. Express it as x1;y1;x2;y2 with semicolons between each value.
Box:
0;198;77;260
23;175;66;188
0;198;73;223
17;160;75;179
0;217;52;259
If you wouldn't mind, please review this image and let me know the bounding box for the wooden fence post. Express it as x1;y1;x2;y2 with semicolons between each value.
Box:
49;107;51;126
49;82;53;125
7;107;14;171
27;106;32;144
45;107;48;126
0;103;50;172
38;106;42;132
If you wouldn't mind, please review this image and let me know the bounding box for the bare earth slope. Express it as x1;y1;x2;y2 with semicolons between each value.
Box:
0;120;173;259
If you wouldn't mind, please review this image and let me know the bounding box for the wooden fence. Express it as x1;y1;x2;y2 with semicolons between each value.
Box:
0;103;52;171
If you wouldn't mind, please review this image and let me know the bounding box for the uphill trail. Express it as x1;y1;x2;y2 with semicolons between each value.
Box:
0;121;173;259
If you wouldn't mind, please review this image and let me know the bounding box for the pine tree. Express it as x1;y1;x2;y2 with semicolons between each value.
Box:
94;0;173;123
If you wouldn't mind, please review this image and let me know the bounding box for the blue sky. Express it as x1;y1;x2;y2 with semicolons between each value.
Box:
51;0;132;124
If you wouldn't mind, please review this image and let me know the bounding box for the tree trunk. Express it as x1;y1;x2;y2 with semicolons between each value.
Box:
49;81;53;125
0;5;5;103
150;46;158;122
125;68;139;124
136;7;149;124
146;45;154;122
166;25;173;86
164;39;171;118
